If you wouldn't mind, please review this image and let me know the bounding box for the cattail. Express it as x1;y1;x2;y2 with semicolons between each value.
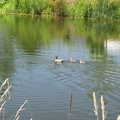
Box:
68;93;72;115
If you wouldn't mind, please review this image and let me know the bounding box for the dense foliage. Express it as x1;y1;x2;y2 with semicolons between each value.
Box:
0;0;120;20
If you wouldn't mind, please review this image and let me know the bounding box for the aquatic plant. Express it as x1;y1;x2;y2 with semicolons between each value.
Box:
0;78;120;119
0;78;32;120
93;92;107;120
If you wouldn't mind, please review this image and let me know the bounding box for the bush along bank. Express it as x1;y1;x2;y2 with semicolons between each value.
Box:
0;0;120;20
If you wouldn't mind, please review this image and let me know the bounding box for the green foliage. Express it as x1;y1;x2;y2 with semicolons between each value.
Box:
17;0;31;13
67;0;86;18
85;0;120;20
108;0;120;19
29;0;48;15
1;2;14;13
67;4;75;17
74;0;85;18
48;0;67;16
0;0;120;20
0;0;9;7
95;0;109;19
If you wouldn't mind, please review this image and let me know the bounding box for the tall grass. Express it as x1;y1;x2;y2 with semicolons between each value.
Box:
85;0;120;20
0;0;120;20
69;0;120;20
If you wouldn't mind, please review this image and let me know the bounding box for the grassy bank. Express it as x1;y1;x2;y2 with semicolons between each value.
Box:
0;0;120;20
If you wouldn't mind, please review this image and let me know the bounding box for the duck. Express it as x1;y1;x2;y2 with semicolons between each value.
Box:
54;55;63;63
80;60;85;64
70;58;76;63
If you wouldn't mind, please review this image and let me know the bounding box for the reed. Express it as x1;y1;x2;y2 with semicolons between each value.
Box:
0;78;11;111
0;101;6;113
68;93;72;115
0;0;120;19
117;115;120;120
0;85;12;102
93;92;99;120
101;95;107;120
3;108;6;120
68;93;72;120
0;78;11;120
0;79;120;120
93;92;108;120
0;78;32;120
0;78;10;91
14;100;28;119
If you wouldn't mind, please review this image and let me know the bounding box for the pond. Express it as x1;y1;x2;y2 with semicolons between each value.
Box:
0;15;120;120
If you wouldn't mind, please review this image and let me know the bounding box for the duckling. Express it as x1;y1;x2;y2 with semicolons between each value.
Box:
70;58;76;63
54;55;63;63
80;60;85;64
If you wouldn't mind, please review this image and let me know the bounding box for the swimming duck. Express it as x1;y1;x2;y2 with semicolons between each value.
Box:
54;55;63;63
70;58;76;63
80;60;85;64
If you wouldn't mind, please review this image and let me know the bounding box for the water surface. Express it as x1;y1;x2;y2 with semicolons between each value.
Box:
0;15;120;120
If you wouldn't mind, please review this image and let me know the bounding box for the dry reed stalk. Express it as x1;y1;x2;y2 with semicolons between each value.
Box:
6;78;10;100
3;108;6;120
101;95;107;120
16;116;20;120
0;78;9;91
93;92;99;120
14;100;28;119
0;101;6;113
0;78;11;120
68;93;72;116
117;115;120;120
0;78;11;101
0;85;12;102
